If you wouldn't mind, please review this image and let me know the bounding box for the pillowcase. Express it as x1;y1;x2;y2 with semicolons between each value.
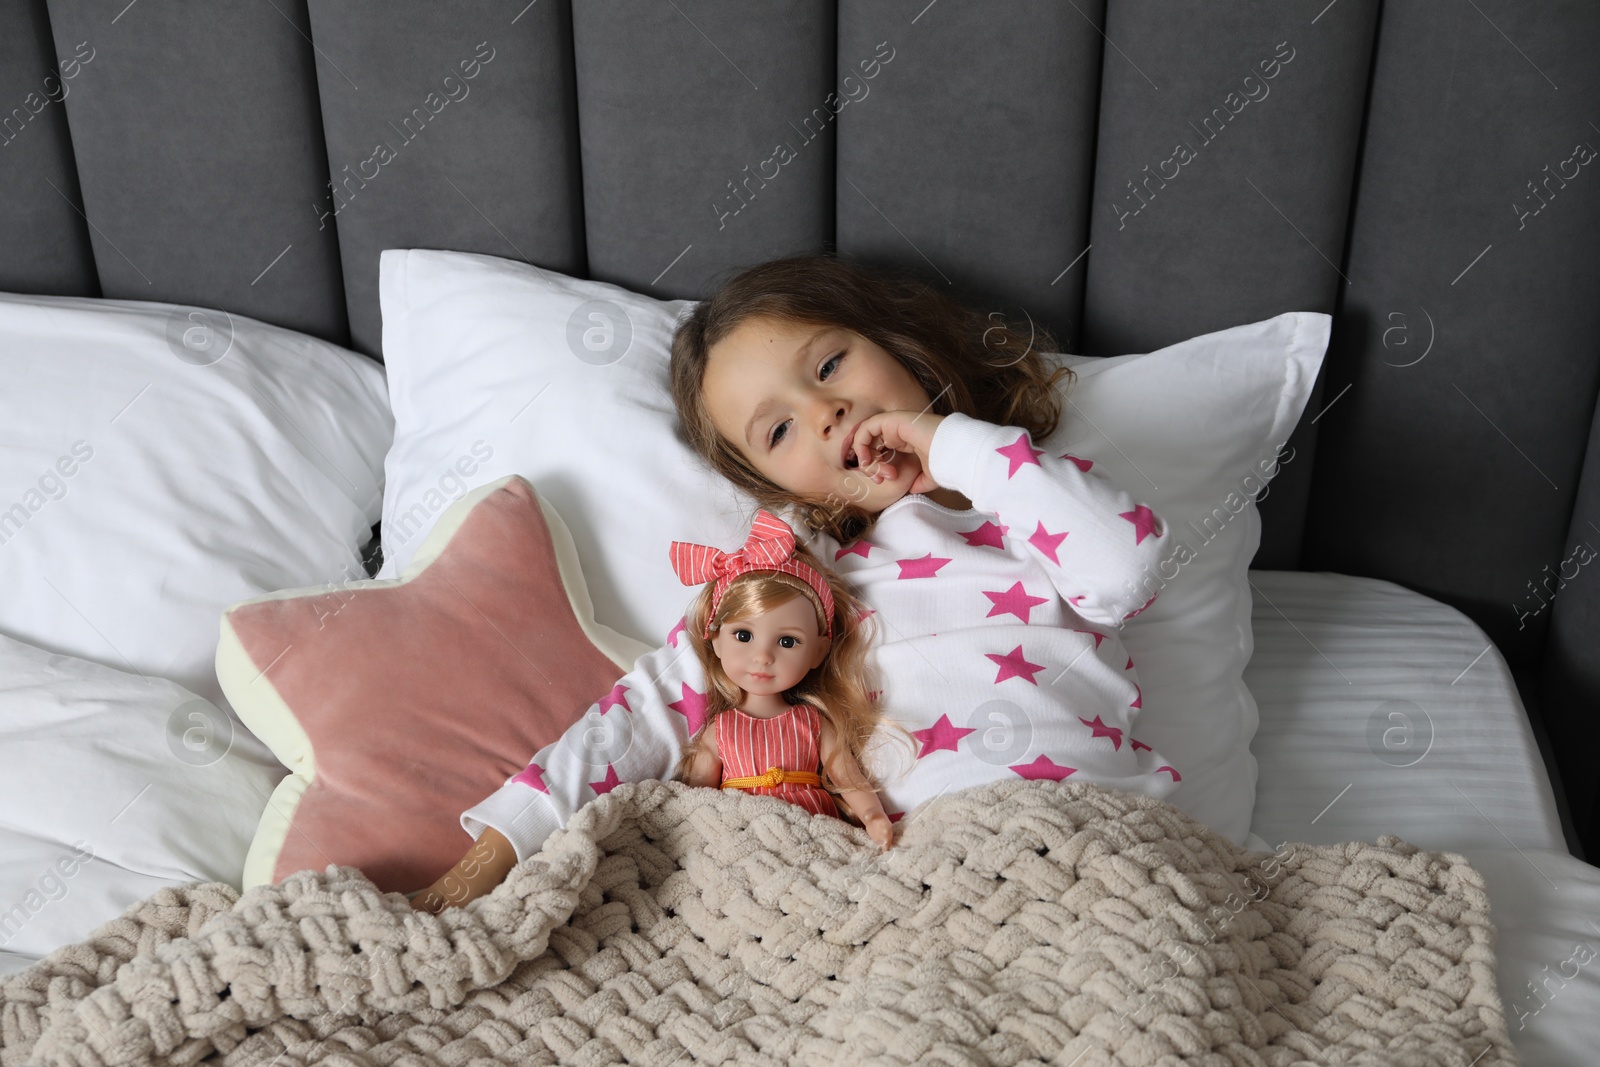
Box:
376;248;1327;843
0;291;391;710
0;630;283;970
1041;312;1327;843
217;474;650;893
378;250;726;646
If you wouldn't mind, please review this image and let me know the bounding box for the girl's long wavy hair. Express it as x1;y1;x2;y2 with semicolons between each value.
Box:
670;541;916;801
669;253;1075;543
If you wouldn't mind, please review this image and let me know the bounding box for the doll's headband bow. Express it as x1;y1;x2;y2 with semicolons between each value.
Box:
669;510;835;641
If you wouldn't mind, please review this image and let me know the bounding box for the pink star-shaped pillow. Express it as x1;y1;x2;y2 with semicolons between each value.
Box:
216;475;648;894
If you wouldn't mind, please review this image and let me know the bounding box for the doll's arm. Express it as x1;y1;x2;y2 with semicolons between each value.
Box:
820;719;894;850
684;727;722;788
410;826;518;914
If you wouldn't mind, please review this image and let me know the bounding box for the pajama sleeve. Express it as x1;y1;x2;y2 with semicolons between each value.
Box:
460;632;705;863
925;411;1168;629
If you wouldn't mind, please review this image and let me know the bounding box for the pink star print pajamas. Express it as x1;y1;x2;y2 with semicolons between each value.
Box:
462;411;1179;863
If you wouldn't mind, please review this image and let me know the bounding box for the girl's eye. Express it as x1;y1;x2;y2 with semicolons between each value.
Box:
766;354;843;448
733;629;752;642
779;635;797;648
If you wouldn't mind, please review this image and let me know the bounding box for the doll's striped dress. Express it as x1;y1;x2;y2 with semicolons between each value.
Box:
715;703;839;818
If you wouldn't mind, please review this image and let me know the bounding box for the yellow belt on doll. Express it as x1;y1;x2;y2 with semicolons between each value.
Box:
722;765;823;790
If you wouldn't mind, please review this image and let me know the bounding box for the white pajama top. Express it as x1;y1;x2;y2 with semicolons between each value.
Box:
462;411;1179;861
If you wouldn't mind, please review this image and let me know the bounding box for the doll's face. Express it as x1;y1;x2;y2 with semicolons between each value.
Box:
710;594;832;699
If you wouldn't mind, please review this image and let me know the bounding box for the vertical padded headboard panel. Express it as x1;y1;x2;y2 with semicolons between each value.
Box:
305;0;586;359
1544;389;1600;853
0;0;96;296
836;0;1102;352
570;0;836;299
1300;0;1600;671
41;0;347;342
1083;0;1380;569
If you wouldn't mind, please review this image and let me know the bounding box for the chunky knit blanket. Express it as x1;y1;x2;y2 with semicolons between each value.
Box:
1;779;1517;1067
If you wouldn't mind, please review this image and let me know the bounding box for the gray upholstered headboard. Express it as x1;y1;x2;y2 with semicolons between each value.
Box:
3;1;1597;852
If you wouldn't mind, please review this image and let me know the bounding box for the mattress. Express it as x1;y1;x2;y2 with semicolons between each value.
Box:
1244;569;1598;1066
4;570;1594;1066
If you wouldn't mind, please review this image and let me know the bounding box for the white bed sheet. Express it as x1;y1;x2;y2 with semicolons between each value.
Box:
1244;569;1598;1066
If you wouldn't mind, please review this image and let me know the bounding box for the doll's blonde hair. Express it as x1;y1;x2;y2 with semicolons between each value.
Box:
671;538;915;798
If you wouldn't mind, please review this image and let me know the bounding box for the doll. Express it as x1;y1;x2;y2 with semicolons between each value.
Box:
409;511;915;915
669;509;912;850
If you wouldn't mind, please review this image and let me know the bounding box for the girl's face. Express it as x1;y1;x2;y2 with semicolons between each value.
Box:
710;594;832;699
702;315;935;514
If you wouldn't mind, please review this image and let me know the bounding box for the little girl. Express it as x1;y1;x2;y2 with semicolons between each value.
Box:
667;509;904;851
418;253;1177;913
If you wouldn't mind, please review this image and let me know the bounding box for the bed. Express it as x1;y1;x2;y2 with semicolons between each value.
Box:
2;1;1597;1064
2;567;1593;1065
1242;571;1600;1065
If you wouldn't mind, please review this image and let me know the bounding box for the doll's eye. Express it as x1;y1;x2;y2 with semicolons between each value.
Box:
779;635;797;649
733;629;752;642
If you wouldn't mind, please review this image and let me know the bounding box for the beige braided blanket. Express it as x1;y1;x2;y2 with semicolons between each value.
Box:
0;779;1517;1066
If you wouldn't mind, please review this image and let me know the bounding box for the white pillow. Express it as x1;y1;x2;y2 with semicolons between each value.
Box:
378;249;727;643
377;248;1327;841
0;292;392;709
0;631;283;969
1042;313;1327;843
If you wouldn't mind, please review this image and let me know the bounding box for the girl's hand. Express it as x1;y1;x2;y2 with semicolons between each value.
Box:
412;888;449;914
862;811;895;851
849;410;946;495
411;827;518;913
